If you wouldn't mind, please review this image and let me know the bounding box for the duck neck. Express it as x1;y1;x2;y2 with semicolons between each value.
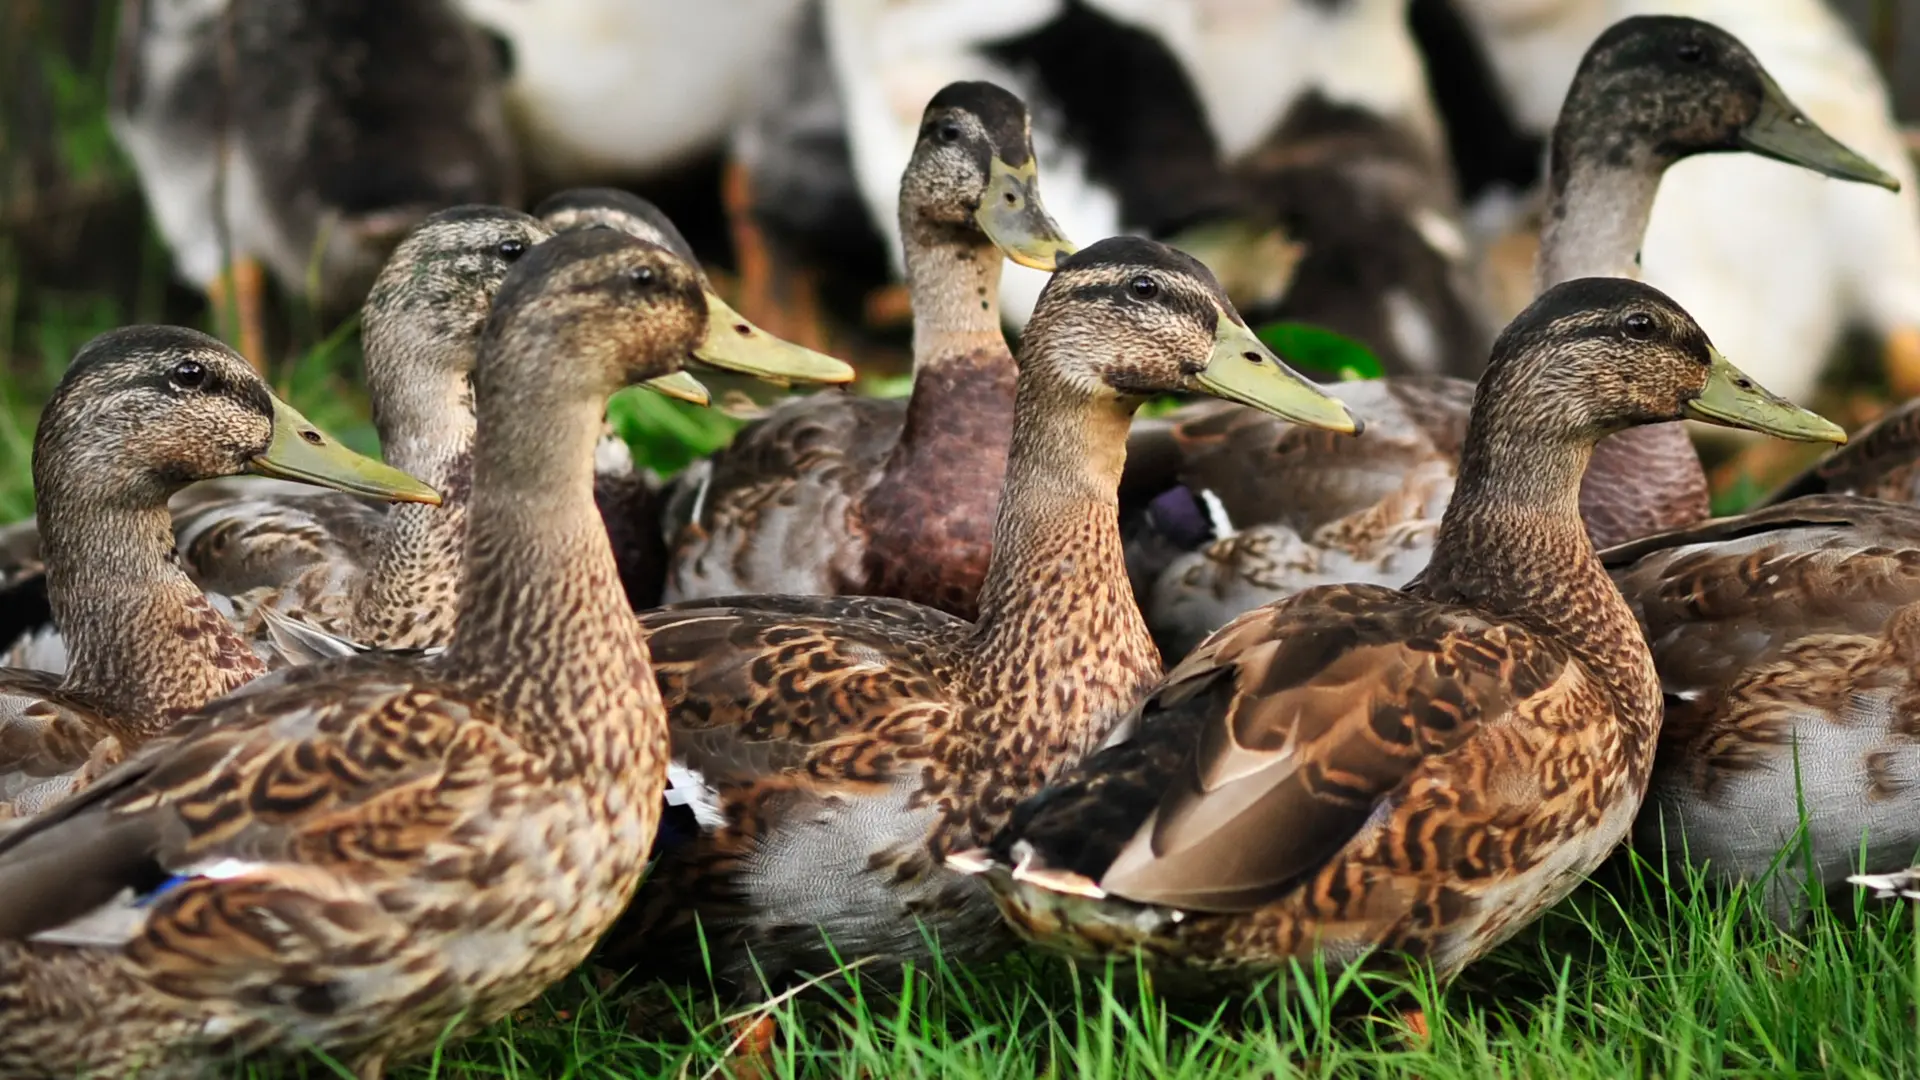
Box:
353;333;479;645
40;487;264;734
1418;412;1638;663
899;214;1016;377
863;216;1020;596
1538;137;1707;541
1535;143;1664;291
964;366;1160;750
441;370;656;781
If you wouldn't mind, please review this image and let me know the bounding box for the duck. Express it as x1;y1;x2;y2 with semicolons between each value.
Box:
949;276;1846;987
169;207;554;651
804;0;1299;332
0;226;849;1078
600;235;1358;992
1129;13;1898;660
662;81;1076;619
0;327;438;820
1448;0;1920;405
1227;90;1492;378
1601;495;1920;923
110;0;521;366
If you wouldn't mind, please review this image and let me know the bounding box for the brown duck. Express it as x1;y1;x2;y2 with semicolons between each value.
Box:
602;236;1358;991
1603;495;1920;923
0;328;436;818
952;277;1844;987
661;80;1076;620
1127;14;1897;660
0;228;843;1078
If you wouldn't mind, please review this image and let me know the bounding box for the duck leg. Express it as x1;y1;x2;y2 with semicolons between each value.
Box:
207;255;269;371
722;158;829;353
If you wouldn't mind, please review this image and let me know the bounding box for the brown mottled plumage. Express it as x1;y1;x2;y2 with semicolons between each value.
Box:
0;329;434;820
169;192;765;646
662;80;1074;620
179;207;551;652
1127;15;1889;659
955;278;1843;987
603;236;1355;991
1602;496;1920;923
0;229;726;1078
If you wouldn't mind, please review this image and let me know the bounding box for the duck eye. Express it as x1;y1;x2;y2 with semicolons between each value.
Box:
497;238;528;261
937;121;963;145
169;359;207;389
1128;276;1160;301
1623;312;1656;340
628;265;656;289
1676;41;1705;64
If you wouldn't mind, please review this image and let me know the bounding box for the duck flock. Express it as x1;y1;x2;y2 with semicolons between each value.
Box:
2;0;1920;1075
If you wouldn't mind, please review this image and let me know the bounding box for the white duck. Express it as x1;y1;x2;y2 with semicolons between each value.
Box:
454;0;810;186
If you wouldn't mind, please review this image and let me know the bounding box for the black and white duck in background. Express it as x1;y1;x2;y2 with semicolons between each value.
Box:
110;0;520;366
812;0;1451;328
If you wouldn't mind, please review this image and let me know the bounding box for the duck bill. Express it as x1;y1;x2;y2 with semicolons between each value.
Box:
1739;74;1901;191
976;157;1077;271
1189;311;1361;435
250;396;442;504
642;370;711;406
692;288;855;387
1683;348;1847;444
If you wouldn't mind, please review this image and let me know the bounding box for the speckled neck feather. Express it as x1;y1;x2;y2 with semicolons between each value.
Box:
963;349;1160;745
897;213;1010;368
438;325;656;782
1420;376;1644;671
351;316;478;646
37;479;264;735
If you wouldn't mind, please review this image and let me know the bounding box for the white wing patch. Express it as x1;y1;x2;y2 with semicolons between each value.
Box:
665;760;727;830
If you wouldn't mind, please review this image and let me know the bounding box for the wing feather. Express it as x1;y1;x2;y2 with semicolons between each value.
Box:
1100;585;1561;911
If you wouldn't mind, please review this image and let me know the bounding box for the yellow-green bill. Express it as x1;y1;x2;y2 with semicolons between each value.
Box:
693;288;855;387
1190;310;1360;435
978;157;1078;271
1684;348;1846;443
253;396;441;504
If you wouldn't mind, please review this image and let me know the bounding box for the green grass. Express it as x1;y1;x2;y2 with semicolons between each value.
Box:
282;850;1915;1079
